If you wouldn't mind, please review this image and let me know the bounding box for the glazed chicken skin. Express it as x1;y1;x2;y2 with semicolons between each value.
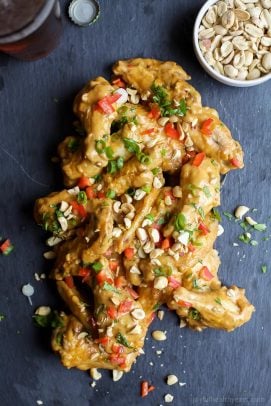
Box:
34;58;254;375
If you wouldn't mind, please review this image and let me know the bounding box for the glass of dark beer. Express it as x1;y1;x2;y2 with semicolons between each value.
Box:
0;0;62;61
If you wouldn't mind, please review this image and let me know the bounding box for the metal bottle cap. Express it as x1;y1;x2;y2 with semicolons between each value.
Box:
68;0;100;27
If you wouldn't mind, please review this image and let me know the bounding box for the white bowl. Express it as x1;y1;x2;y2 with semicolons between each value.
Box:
193;0;271;87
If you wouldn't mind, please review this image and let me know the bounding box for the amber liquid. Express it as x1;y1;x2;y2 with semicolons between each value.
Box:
0;0;62;61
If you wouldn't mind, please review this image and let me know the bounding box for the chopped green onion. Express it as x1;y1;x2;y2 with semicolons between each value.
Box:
253;223;267;232
105;146;114;159
67;138;80;152
77;191;87;205
174;213;186;231
116;156;124;170
239;233;250;244
214;297;222;305
188;308;200;320
116;332;132;348
145;214;155;222
151;168;160;175
95;139;106;153
198;207;205;219
103;282;120;293
202;186;211;198
223;211;234;220
106;189;116;199
261;265;267;274
142;185;152;194
212;208;221;222
92;262;103;272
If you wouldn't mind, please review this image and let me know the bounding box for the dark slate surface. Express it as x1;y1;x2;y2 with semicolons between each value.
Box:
0;1;270;405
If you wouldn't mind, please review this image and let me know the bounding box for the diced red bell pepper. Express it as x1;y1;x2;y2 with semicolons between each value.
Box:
0;239;14;255
230;158;241;168
188;242;196;253
182;150;196;165
70;200;87;218
168;276;181;289
199;266;214;281
97;93;121;114
97;191;106;199
112;343;124;354
164;122;179;139
177;300;192;308
109;354;126;365
86;186;97;199
77;176;91;189
148;386;155;393
96;271;113;285
141;128;155;135
126;287;139;299
192;152;206;167
124;247;134;260
148;104;161;119
78;268;90;278
64;276;74;289
114;276;126;288
112;78;126;88
96;336;109;345
198;221;210;235
107;306;118;320
109;260;119;272
161;237;172;250
118;299;133;314
141;381;149;398
200;118;214;135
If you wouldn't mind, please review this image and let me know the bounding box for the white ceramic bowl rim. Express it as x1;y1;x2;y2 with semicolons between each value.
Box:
193;0;271;87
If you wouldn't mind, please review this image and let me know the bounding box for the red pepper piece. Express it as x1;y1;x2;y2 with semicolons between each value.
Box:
188;242;196;253
126;287;139;299
109;260;119;272
0;239;14;255
141;128;155;135
78;268;90;278
118;299;133;314
148;104;161;119
97;191;106;199
124;247;134;260
192;152;206;167
64;276;74;289
200;266;214;281
112;78;126;88
168;276;181;289
70;200;87;218
198;221;210;235
107;306;117;320
77;176;91;189
230;158;242;168
114;276;126;288
177;300;192;308
141;381;149;398
109;354;126;365
96;336;109;345
200;118;214;135
164;122;179;139
97;93;121;114
86;186;97;199
161;237;172;250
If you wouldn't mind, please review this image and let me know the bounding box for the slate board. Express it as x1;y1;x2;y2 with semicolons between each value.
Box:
0;1;270;405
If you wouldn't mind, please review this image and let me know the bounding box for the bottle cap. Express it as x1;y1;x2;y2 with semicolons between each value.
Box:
68;0;100;27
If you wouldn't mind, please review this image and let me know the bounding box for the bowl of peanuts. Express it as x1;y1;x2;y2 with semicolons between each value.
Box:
193;0;271;86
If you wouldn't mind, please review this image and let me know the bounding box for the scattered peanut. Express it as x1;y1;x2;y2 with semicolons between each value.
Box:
152;330;167;341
